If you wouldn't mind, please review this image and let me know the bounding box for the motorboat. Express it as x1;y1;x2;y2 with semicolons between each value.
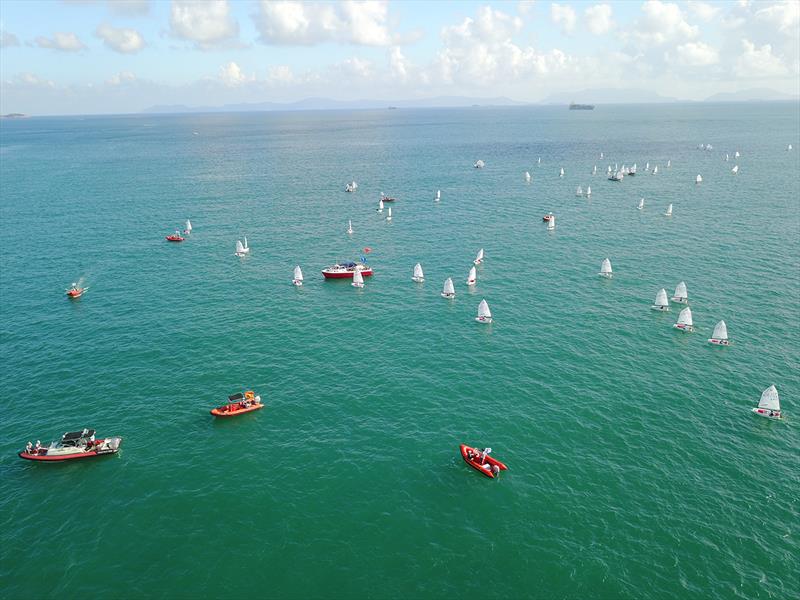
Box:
460;445;508;479
166;230;185;242
380;192;397;203
66;283;87;298
19;428;122;462
211;391;263;417
321;261;373;279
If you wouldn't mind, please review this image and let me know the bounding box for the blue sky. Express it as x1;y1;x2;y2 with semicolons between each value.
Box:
1;0;798;115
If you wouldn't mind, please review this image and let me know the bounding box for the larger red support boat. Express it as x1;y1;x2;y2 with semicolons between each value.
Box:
460;444;508;479
321;261;373;279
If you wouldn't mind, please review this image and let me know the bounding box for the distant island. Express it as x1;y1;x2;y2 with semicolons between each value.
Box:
569;103;595;110
1;113;27;119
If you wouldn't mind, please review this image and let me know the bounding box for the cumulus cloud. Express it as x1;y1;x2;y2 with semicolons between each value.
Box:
735;39;789;76
5;72;57;88
35;32;86;51
630;0;698;46
686;1;720;22
585;4;613;35
96;23;145;53
170;0;239;49
518;1;536;16
551;3;577;34
252;0;394;46
1;31;20;47
389;46;410;82
106;71;136;85
673;41;719;66
218;61;254;86
754;1;800;34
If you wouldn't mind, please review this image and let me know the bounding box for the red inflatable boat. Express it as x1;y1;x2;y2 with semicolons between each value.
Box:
460;444;508;479
211;391;263;417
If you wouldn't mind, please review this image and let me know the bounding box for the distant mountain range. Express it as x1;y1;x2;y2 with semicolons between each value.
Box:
142;96;527;114
141;89;798;115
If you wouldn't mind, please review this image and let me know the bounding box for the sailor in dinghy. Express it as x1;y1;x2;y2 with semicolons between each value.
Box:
466;266;477;286
352;268;365;288
671;281;688;304
673;307;694;332
708;320;730;345
184;219;192;235
598;258;612;278
651;288;670;311
473;248;484;265
441;277;455;299
475;299;492;323
752;385;782;420
292;265;304;286
412;263;425;283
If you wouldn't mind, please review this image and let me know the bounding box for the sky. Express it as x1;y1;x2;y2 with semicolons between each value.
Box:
1;0;799;115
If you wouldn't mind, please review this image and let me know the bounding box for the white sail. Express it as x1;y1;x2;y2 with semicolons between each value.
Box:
474;159;485;168
731;165;738;174
243;236;249;250
559;167;564;177
676;307;693;327
477;299;491;319
435;190;441;201
600;152;604;159
789;144;793;151
412;263;424;282
735;151;740;158
673;281;687;300
293;265;303;281
387;207;392;221
586;186;592;196
645;161;650;171
547;215;556;230
638;198;644;210
185;219;192;233
235;240;245;254
665;203;673;216
667;159;671;167
378;199;384;212
592;165;597;175
474;248;484;264
654;288;669;307
759;385;780;411
652;165;658;174
600;258;612;276
467;266;476;285
711;320;728;341
347;219;353;234
607;165;612;174
725;153;729;161
524;171;531;182
695;174;702;183
352;269;364;287
538;156;541;164
576;186;583;197
442;277;455;296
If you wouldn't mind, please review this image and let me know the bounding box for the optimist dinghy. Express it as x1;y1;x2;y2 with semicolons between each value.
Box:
652;288;670;311
460;445;507;479
466;266;477;286
752;385;782;420
292;265;304;286
671;281;688;304
412;263;425;283
673;307;694;332
473;248;484;265
441;277;455;299
475;299;492;323
599;258;612;278
708;320;730;345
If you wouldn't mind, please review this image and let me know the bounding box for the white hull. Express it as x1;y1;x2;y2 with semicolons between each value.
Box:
441;293;455;299
673;324;694;332
467;280;476;286
473;260;482;265
412;276;424;283
651;305;670;311
671;297;688;304
475;316;492;323
292;280;303;286
752;408;782;420
352;282;364;288
598;273;612;279
235;252;248;257
708;338;730;345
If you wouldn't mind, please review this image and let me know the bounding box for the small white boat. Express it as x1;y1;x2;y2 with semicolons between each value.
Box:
695;174;702;184
667;159;671;168
524;171;531;182
473;248;484;265
671;281;688;304
609;170;624;181
731;165;739;174
352;268;365;288
752;385;781;419
586;186;591;196
377;198;384;213
537;156;541;165
652;165;658;175
735;151;740;158
547;215;556;230
475;299;492;323
386;207;392;222
645;161;650;171
235;237;249;257
600;152;604;159
435;190;441;202
292;265;304;286
412;263;425;283
629;163;637;175
673;307;694;332
664;204;673;217
651;288;670;311
347;220;353;234
607;165;612;175
708;320;730;345
599;258;612;278
466;265;476;286
576;186;583;197
345;181;358;192
592;165;597;175
474;160;485;169
725;153;729;161
184;219;192;234
441;277;455;299
559;167;565;178
789;144;793;151
637;198;644;210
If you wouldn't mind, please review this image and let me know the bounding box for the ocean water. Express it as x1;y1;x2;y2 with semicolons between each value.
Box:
1;104;798;599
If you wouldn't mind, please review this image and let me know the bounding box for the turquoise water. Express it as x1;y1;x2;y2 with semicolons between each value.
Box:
1;104;798;599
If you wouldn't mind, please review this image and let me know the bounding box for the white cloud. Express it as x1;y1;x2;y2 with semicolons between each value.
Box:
389;46;410;82
1;31;20;47
674;41;719;66
266;65;297;85
442;6;523;45
631;0;698;46
106;71;136;85
109;0;150;16
735;38;789;76
686;1;720;22
585;4;613;35
5;72;56;88
754;1;800;34
170;0;239;49
252;0;393;46
218;61;252;86
35;32;86;51
96;23;145;53
518;1;536;16
551;3;577;34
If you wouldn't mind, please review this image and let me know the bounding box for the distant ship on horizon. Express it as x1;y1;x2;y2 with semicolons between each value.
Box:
569;102;595;110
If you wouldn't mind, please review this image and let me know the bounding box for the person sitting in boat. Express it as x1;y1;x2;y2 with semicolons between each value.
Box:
25;441;32;454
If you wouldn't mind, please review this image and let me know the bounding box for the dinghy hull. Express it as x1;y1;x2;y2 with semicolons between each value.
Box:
671;297;688;304
673;324;694;332
441;293;455;299
460;445;507;479
708;338;730;346
412;277;424;283
752;408;781;420
651;306;670;311
475;317;492;323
